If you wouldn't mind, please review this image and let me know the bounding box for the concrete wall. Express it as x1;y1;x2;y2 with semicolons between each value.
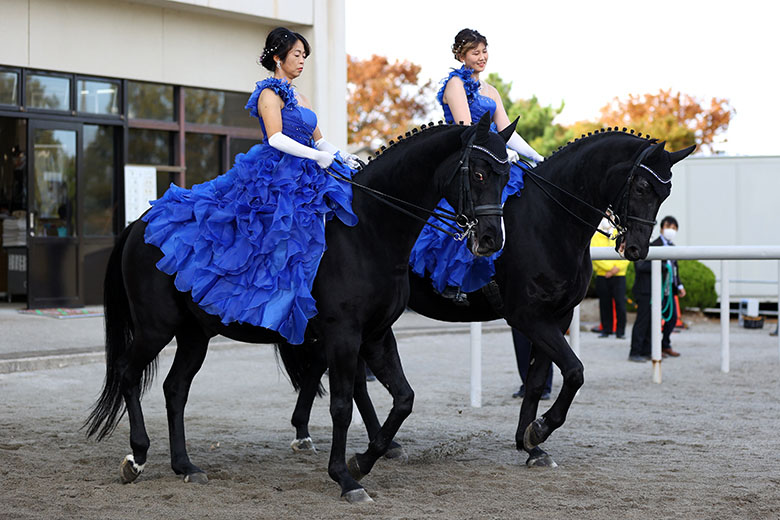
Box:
661;155;780;300
0;0;348;145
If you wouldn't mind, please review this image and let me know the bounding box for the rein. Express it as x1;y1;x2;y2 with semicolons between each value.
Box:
521;144;658;240
325;130;501;242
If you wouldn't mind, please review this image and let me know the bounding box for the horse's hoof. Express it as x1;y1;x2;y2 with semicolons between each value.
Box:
290;437;317;453
183;472;209;484
342;488;373;503
119;454;144;484
384;445;408;462
523;417;547;450
347;454;366;481
526;450;558;468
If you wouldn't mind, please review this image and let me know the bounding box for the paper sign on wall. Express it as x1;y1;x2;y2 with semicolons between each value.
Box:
124;166;157;227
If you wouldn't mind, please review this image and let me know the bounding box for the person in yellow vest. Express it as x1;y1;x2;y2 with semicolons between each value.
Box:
591;218;629;338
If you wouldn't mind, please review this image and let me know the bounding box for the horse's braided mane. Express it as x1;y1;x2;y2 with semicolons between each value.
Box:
359;120;465;170
548;127;659;159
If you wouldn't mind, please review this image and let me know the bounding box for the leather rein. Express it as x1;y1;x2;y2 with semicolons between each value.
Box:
522;144;659;241
326;131;506;241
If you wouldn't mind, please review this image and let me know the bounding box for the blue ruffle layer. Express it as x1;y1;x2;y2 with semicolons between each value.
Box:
436;66;479;106
409;162;527;293
142;143;357;344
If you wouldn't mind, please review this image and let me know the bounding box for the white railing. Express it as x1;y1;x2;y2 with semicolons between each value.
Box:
585;246;780;383
467;246;780;405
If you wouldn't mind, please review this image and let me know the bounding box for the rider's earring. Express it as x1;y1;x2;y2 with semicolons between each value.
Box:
276;61;281;69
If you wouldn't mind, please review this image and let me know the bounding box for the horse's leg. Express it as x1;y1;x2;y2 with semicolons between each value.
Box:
353;348;405;460
290;360;327;453
515;346;558;468
323;336;370;502
117;330;171;484
163;321;210;483
517;323;584;461
347;330;414;482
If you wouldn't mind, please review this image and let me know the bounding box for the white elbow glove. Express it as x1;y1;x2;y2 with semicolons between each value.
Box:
507;132;544;163
316;138;361;170
268;132;334;169
506;148;520;164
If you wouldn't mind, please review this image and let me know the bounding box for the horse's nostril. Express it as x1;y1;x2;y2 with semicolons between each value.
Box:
481;236;495;249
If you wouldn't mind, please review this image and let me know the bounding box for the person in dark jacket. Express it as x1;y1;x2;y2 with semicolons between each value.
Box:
629;216;686;361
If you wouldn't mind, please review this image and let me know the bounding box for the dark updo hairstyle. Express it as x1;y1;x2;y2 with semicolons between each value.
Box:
451;28;488;61
258;27;311;72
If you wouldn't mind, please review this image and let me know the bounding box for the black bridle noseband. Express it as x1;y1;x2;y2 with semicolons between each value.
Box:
523;144;661;241
326;131;507;242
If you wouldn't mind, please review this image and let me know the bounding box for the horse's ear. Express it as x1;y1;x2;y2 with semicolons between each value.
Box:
498;117;519;144
647;140;666;160
668;144;696;165
475;111;491;139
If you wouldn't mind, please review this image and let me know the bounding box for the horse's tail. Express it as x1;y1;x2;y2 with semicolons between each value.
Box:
84;222;140;440
275;341;326;398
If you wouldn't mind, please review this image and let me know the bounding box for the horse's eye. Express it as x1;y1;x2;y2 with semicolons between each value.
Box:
473;171;484;182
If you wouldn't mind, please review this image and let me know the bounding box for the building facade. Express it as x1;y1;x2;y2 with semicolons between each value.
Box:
0;0;346;307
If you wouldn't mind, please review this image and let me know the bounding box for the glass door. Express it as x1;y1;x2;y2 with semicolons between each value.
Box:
27;120;81;307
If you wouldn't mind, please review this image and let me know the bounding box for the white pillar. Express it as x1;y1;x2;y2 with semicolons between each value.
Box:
651;260;662;383
312;0;347;147
570;304;581;357
470;322;482;408
721;260;730;373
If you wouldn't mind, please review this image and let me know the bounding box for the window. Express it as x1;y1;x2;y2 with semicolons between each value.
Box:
26;74;70;111
127;81;174;121
128;129;174;196
82;125;115;236
0;70;19;105
185;133;221;188
77;80;119;116
183;87;255;128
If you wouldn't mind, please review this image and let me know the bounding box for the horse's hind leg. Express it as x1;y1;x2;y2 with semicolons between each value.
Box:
347;330;414;481
118;331;171;483
163;322;210;483
290;358;327;453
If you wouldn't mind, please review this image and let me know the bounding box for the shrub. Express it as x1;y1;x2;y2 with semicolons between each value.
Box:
624;259;717;311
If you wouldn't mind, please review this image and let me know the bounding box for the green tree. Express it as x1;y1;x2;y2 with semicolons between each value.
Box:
485;73;570;156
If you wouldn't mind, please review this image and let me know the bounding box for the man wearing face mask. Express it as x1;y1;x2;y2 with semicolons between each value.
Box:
591;218;629;339
629;216;686;361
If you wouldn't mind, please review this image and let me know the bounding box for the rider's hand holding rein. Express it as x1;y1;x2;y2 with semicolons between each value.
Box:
259;88;335;169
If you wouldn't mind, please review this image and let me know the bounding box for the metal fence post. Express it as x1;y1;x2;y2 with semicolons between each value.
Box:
721;260;730;373
777;260;780;362
470;322;482;408
651;260;662;383
570;304;581;357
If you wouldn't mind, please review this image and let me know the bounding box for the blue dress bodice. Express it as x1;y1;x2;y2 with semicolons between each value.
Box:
438;66;497;128
245;78;317;145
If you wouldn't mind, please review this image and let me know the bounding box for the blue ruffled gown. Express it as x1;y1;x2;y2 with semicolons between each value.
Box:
142;78;357;344
409;66;529;293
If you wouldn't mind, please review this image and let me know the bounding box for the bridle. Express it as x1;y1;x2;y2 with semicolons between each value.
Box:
522;144;662;241
326;130;508;242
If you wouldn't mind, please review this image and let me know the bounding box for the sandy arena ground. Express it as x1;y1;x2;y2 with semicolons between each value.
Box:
2;313;780;519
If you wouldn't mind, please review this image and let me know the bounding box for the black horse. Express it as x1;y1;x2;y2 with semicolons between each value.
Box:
85;112;515;502
280;130;696;472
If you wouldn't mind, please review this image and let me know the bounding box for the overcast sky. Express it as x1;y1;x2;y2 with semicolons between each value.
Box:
345;0;778;156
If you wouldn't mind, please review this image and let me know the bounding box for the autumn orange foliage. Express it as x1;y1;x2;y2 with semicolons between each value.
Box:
347;54;433;148
594;89;734;153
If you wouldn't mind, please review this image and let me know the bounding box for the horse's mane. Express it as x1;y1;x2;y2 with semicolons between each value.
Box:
546;127;659;162
358;121;465;171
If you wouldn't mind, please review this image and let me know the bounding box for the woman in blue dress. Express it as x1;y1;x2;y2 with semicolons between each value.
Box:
142;27;360;344
409;28;545;296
